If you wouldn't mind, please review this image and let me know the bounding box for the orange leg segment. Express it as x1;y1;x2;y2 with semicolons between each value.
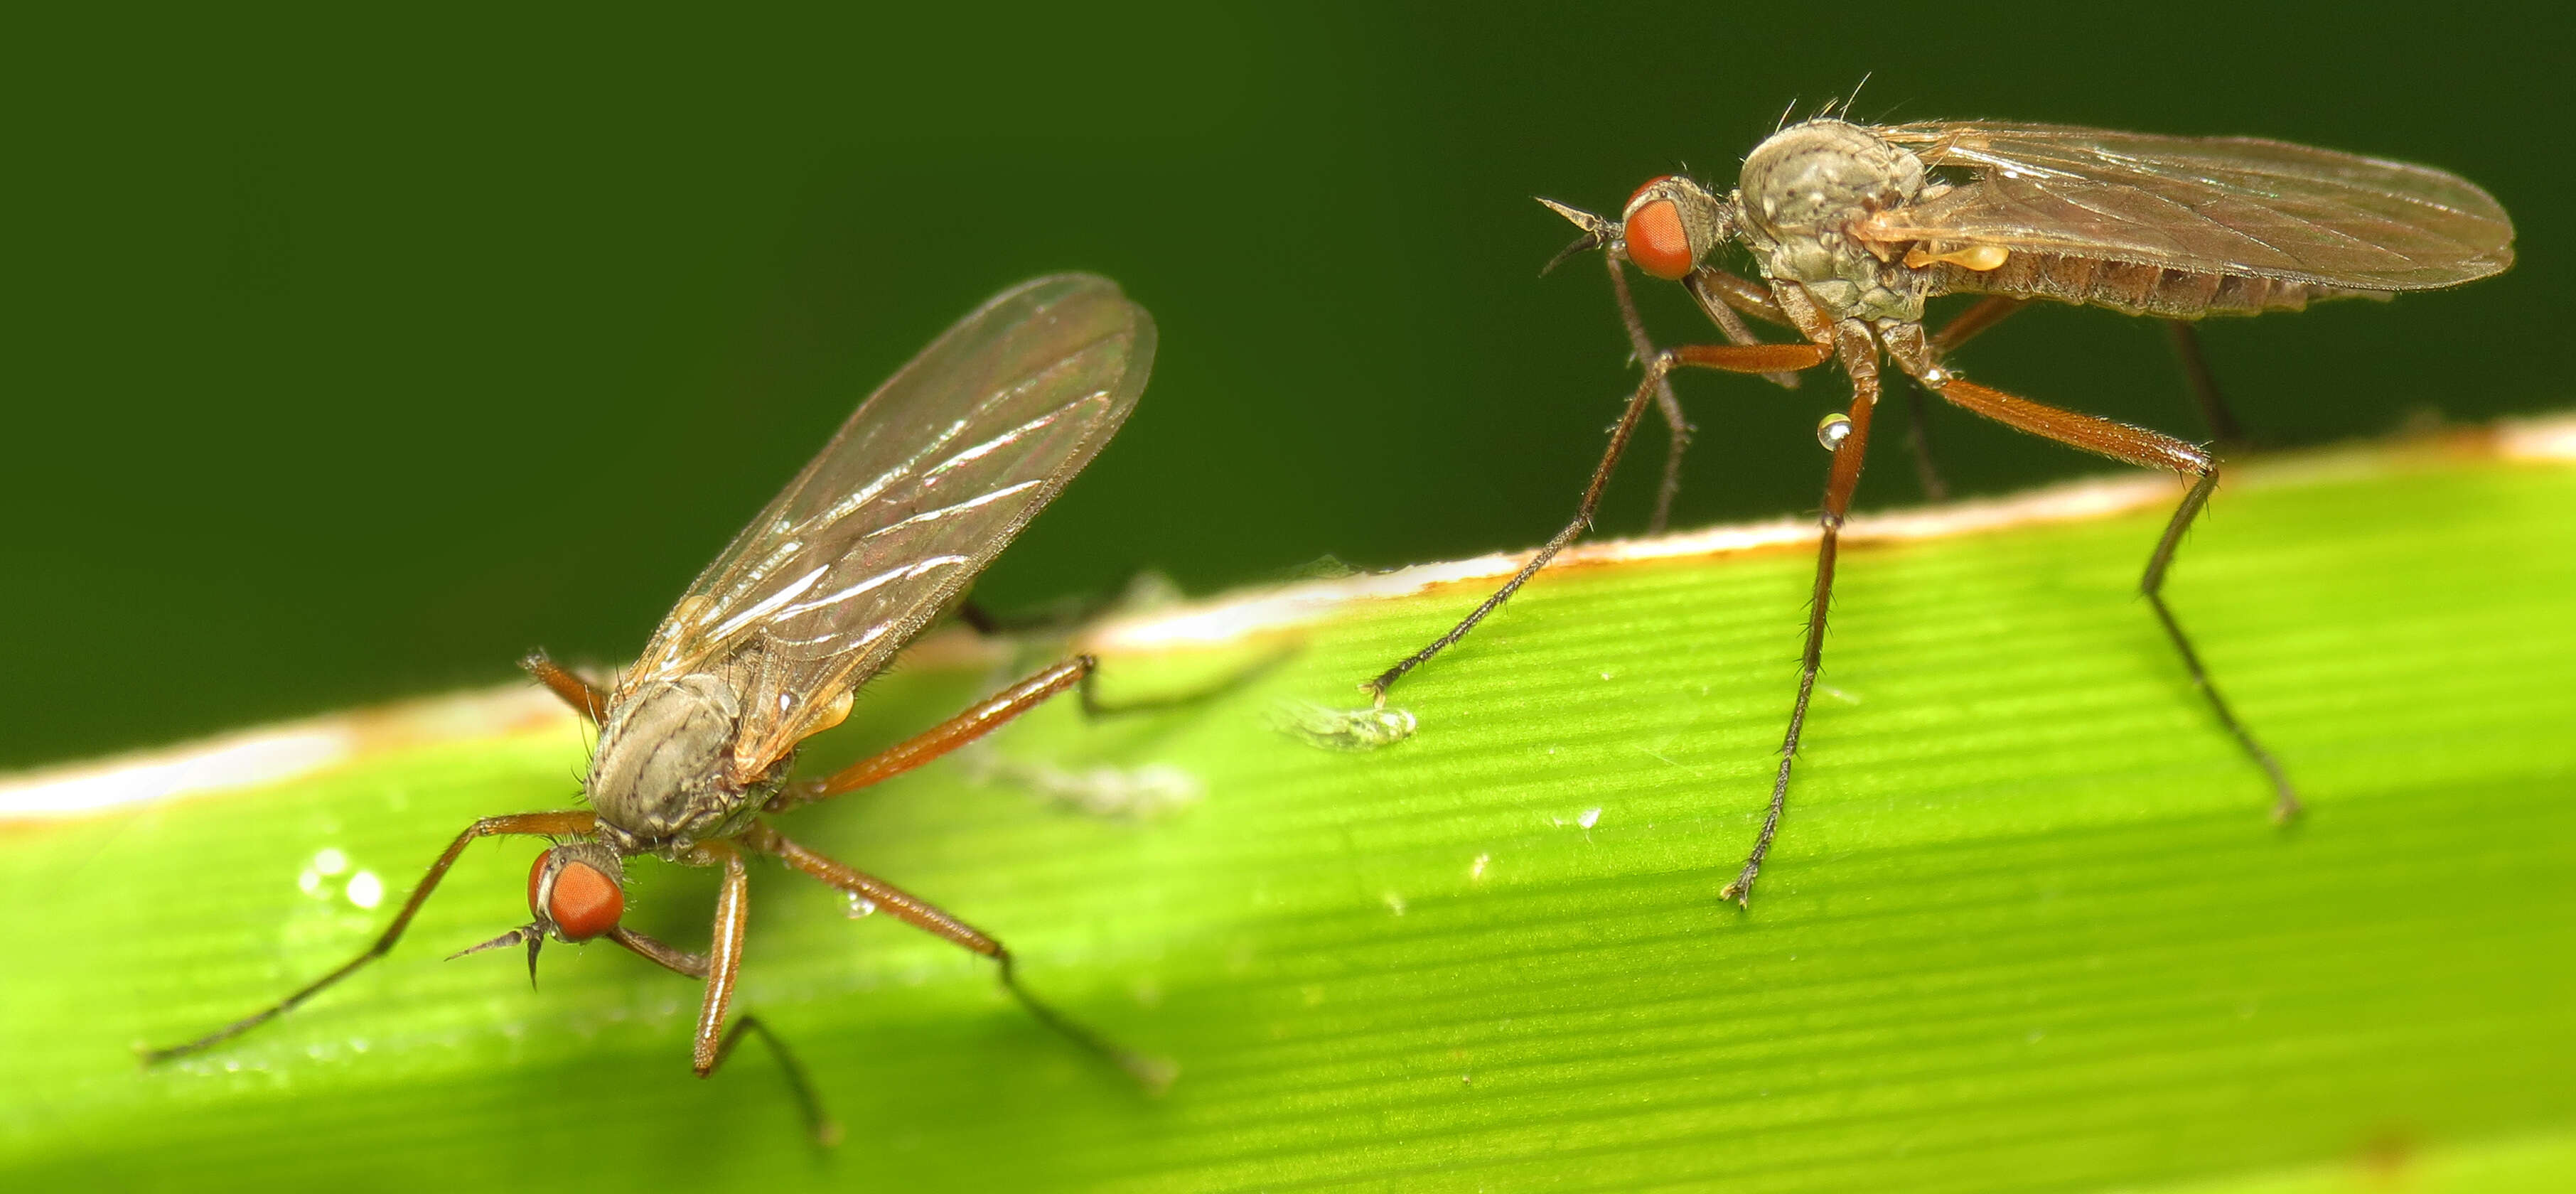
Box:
608;920;837;1145
521;651;610;724
1720;320;1883;905
766;657;1095;812
689;841;751;1077
739;820;1173;1092
1905;365;2296;821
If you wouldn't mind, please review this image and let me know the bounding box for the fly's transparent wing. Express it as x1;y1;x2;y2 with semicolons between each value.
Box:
1867;122;2514;289
624;273;1154;775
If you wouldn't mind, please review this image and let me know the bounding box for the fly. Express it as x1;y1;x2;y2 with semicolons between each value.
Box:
145;273;1165;1139
1365;117;2514;905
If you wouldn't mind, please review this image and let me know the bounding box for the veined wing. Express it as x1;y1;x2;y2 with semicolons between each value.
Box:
1864;122;2514;290
624;273;1154;778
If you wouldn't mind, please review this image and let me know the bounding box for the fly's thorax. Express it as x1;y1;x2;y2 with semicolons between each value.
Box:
1737;119;1935;323
587;672;761;853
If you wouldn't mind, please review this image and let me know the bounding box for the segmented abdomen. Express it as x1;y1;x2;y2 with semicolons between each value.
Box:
1929;252;2385;318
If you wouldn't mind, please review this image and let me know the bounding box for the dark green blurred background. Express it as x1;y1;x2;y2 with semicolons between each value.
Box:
6;4;2565;768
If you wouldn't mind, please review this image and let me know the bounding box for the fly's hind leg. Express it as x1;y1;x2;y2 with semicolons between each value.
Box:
1889;330;2298;821
1914;302;2253;502
766;657;1099;813
2164;321;2250;449
956;589;1286;719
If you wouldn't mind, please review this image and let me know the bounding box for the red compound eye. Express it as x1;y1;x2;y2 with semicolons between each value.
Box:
1622;185;1695;281
530;851;624;940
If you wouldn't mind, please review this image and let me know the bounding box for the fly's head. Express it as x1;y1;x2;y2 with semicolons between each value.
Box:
526;841;627;942
449;841;626;984
1736;119;1933;321
585;672;753;854
1612;175;1732;281
1537;175;1734;282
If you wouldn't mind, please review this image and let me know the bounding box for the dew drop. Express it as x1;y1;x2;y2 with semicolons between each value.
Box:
1816;413;1853;451
845;893;878;919
344;871;385;910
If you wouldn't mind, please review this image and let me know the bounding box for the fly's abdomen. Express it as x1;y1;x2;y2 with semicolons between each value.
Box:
1933;252;2386;318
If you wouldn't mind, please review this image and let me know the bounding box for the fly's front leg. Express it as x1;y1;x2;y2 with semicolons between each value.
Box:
142;810;600;1063
1899;377;1949;501
1606;253;1694;536
689;841;751;1076
1364;338;1835;704
604;924;837;1146
1619;261;1805;534
1687;264;1796;332
736;821;1173;1092
1885;328;2298;820
1722;321;1884;906
653;844;836;1145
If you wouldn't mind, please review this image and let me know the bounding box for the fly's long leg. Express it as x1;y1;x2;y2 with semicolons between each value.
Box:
1617;261;1810;534
954;587;1128;638
736;821;1173;1092
2164;321;2248;448
1604;254;1693;536
690;841;751;1075
1900;377;1950;502
1687;264;1795;329
606;926;838;1145
1540;207;1804;535
1931;296;2029;355
1932;298;2249;443
1899;360;2298;821
610;925;709;976
707;1016;840;1146
685;845;842;1145
1364;339;1835;703
1911;302;2247;505
142;810;599;1063
521;651;609;723
1892;296;2034;503
766;657;1095;812
1077;647;1294;717
1720;322;1884;905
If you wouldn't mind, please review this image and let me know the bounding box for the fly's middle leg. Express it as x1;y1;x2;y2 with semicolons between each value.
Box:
1722;320;1884;906
736;820;1173;1092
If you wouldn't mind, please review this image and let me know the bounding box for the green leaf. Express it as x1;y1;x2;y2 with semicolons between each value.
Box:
6;427;2572;1191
